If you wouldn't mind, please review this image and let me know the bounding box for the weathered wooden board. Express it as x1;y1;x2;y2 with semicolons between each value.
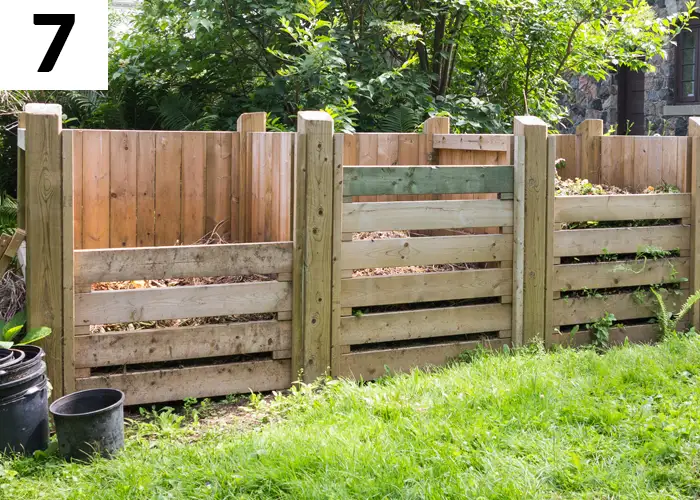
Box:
555;257;689;291
433;134;512;152
554;225;689;257
340;303;511;345
338;338;509;380
75;320;292;367
76;281;292;325
554;194;691;223
76;359;291;405
343;199;513;232
341;268;512;307
553;290;687;326
343;166;513;196
341;234;512;269
551;324;660;347
75;242;292;284
109;131;138;248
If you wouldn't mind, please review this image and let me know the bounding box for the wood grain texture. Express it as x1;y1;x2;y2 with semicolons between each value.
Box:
551;324;659;348
341;268;512;308
181;132;207;244
109;131;138;248
433;134;512;152
75;241;292;284
75;320;292;368
343;199;513;232
205;132;231;237
25;110;65;399
81;131;110;249
554;193;691;223
237;113;266;241
70;131;83;249
331;134;345;375
576;119;602;183
155;133;182;245
62;132;76;394
554;225;689;257
341;234;512;269
338;338;508;380
555;257;689;291
136;132;156;247
343;165;514;196
512;135;525;345
688;120;700;328
76;359;291;405
76;281;292;325
340;303;511;345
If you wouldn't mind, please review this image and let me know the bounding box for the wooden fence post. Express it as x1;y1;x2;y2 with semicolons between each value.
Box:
17;113;27;230
688;117;700;329
292;111;334;382
513;116;551;345
24;103;69;399
576;119;603;183
422;116;450;166
236;112;266;242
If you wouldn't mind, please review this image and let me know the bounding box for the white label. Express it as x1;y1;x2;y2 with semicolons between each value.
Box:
0;1;108;90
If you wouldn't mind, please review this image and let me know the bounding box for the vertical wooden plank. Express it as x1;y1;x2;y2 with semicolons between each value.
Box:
230;132;241;242
662;137;679;189
268;134;280;242
634;137;650;193
61;130;76;395
421;117;450;203
181;132;207;244
155;132;182;246
109;131;138;248
71;131;83;250
81;131;110;249
622;135;635;191
205;132;232;239
292;111;334;382
25;106;65;399
17;113;26;230
330;134;344;375
377;134;399;202
400;134;421;201
357;133;379;203
278;133;294;241
679;137;690;192
545;136;556;346
647;136;663;188
136;132;156;247
600;136;613;186
236;113;266;242
291;125;308;377
688;118;700;329
576;119;603;183
513;116;548;344
512;136;525;346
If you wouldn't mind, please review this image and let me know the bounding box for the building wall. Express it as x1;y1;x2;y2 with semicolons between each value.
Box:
562;0;689;136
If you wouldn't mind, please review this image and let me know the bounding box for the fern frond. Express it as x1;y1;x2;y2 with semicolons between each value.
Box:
379;106;421;132
651;287;670;337
672;288;700;329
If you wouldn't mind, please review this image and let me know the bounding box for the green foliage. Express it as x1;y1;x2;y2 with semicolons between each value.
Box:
586;312;616;349
0;310;51;349
0;193;18;235
652;287;700;339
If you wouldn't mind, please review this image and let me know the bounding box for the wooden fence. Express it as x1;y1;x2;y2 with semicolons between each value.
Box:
17;105;700;405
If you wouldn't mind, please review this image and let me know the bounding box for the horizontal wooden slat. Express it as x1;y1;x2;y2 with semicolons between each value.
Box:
340;303;511;345
338;338;509;380
75;242;292;284
342;234;512;269
551;324;662;347
76;281;292;325
554;194;691;223
433;134;512;152
555;257;689;291
76;359;291;405
341;268;512;308
343;199;513;232
553;290;687;326
75;320;291;368
554;225;689;257
343;166;513;196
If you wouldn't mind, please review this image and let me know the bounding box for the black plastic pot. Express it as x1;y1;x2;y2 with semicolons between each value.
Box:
50;388;125;461
0;348;14;367
0;349;26;370
0;346;45;383
0;376;49;455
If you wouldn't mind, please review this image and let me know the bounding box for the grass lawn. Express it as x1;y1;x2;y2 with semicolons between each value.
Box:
3;338;700;499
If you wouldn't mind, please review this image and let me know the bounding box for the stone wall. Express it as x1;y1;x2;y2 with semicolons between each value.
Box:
561;0;688;136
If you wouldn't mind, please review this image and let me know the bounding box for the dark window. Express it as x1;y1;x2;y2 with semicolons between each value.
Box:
676;23;700;103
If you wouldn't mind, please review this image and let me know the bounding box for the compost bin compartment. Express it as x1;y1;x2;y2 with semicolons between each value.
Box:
0;346;49;455
50;388;125;461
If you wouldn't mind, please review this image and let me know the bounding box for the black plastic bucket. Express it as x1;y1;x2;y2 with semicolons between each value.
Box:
50;388;125;460
0;346;45;384
0;349;26;370
0;348;14;367
0;376;49;455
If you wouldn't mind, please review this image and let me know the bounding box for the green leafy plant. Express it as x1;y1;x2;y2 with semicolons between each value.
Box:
651;287;700;339
0;193;18;235
586;312;616;350
0;310;51;349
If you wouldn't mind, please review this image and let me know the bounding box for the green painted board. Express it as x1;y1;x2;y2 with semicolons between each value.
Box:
343;165;514;196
